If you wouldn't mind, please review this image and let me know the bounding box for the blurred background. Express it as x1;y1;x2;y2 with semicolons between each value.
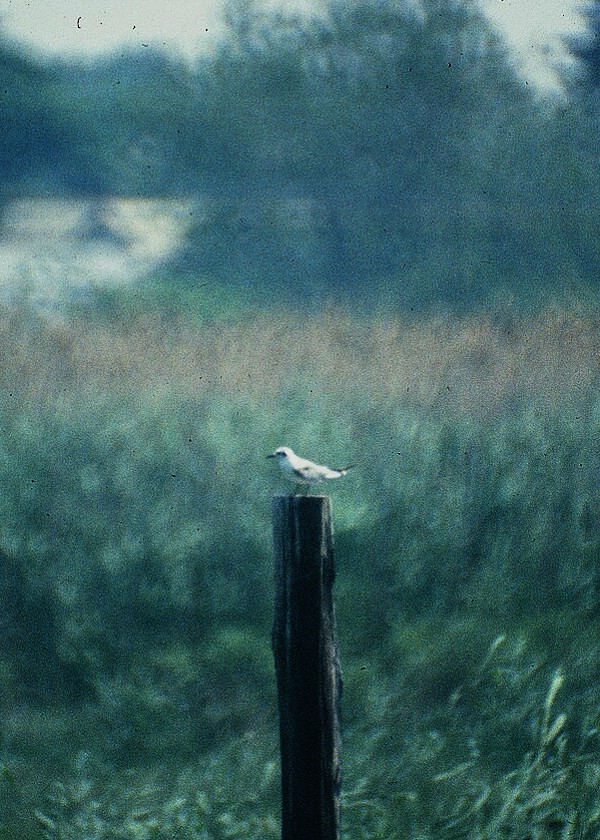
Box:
0;0;599;837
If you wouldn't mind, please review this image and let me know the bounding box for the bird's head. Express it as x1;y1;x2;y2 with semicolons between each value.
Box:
267;446;294;460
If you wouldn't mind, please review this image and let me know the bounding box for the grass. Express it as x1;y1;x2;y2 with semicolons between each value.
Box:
1;303;597;414
0;301;598;838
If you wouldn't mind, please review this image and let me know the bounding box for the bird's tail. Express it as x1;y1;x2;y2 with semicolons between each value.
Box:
338;465;357;476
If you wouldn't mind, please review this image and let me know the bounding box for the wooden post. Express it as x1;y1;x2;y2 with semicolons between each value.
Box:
272;494;342;840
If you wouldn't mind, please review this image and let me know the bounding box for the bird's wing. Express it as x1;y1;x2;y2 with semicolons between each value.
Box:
296;464;314;474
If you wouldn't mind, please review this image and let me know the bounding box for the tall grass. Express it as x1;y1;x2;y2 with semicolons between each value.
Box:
0;303;599;838
2;304;597;413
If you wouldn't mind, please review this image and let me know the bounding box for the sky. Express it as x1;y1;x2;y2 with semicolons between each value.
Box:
0;0;593;94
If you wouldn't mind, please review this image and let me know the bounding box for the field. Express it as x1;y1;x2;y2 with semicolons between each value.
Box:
0;303;599;839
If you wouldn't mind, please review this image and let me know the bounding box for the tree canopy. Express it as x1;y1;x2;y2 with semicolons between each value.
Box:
1;0;599;311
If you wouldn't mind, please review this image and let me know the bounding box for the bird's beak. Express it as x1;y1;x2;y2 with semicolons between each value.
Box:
266;453;275;459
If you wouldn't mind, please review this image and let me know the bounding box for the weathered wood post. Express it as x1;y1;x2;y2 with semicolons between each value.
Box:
272;494;342;840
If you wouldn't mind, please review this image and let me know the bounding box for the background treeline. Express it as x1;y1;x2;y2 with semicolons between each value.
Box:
2;0;600;312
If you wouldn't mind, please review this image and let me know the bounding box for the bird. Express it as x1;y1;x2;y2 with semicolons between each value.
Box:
267;446;355;493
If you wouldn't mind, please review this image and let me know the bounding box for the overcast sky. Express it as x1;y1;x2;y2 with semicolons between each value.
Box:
1;0;592;94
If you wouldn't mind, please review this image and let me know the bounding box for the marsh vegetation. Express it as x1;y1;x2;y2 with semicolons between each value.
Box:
0;305;598;838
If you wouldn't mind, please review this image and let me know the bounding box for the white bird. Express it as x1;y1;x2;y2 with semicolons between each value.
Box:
267;446;355;493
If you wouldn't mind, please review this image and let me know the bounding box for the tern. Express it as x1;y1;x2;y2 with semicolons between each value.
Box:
267;446;355;493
